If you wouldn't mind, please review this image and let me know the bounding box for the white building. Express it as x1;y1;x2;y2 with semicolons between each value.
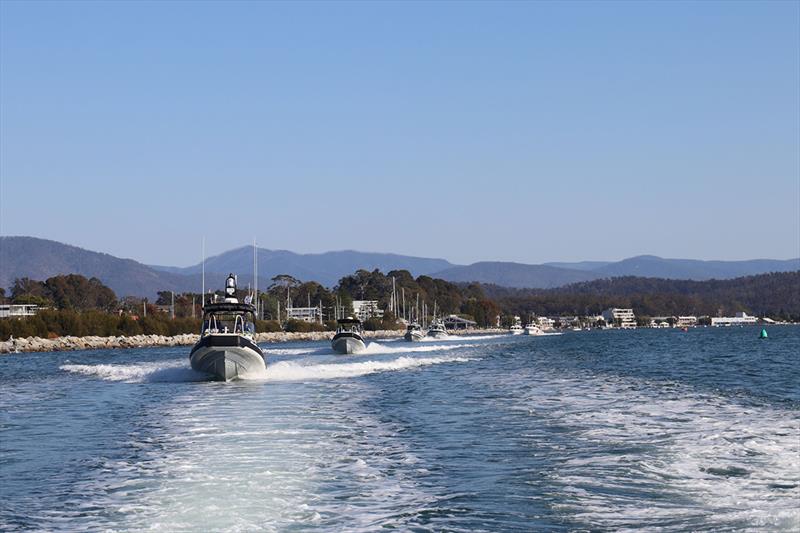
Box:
602;308;637;328
352;300;384;321
711;312;758;327
286;302;324;323
556;316;579;328
676;316;698;328
0;304;40;319
537;316;555;329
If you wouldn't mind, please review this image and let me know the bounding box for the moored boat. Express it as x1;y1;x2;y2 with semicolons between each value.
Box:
509;316;524;335
332;317;367;354
524;323;543;335
189;274;266;381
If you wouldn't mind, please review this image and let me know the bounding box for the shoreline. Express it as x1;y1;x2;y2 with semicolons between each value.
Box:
0;328;508;354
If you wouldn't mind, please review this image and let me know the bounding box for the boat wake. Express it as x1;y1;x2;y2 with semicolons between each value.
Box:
60;353;472;384
261;355;471;382
500;370;800;530
60;361;208;383
262;341;477;358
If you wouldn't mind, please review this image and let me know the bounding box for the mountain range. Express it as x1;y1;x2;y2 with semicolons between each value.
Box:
1;236;798;298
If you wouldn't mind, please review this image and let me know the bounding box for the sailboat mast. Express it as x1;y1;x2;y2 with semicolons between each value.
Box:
201;236;205;307
253;238;258;319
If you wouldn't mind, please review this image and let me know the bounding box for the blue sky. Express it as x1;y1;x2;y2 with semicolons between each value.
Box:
1;0;798;266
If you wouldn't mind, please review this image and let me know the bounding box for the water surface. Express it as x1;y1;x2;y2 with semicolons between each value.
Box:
1;328;798;531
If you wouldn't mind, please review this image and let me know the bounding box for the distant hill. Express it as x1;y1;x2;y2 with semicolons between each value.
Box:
591;255;800;280
442;255;800;288
481;271;800;319
0;236;200;298
543;260;612;271
432;261;599;288
152;246;455;288
1;237;453;298
3;236;797;297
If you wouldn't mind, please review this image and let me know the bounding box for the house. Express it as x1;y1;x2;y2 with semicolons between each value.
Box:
352;300;384;321
601;308;637;328
286;305;324;323
0;304;40;319
711;312;758;327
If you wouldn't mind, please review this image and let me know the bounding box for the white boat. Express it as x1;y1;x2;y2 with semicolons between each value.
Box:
510;324;524;335
524;323;543;336
404;322;425;342
332;317;367;354
189;274;266;381
426;319;448;339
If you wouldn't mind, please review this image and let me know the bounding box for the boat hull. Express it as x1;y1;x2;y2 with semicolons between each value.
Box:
332;333;366;354
404;330;425;342
190;335;265;381
426;330;448;339
510;328;524;335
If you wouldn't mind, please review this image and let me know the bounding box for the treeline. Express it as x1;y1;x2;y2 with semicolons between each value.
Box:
7;275;117;311
0;309;201;340
4;270;797;341
483;271;800;320
1;269;501;340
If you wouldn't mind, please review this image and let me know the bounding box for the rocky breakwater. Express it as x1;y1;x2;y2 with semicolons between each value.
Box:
0;334;201;354
0;329;408;354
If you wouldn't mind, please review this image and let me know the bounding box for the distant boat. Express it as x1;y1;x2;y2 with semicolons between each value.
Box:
189;273;266;381
510;316;524;335
427;319;448;339
427;302;448;338
332;317;367;354
524;322;543;336
404;322;425;342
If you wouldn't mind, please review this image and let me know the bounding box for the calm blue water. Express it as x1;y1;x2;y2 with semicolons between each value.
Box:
1;327;798;532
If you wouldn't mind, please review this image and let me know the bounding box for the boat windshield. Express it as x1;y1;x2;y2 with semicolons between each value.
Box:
202;311;255;335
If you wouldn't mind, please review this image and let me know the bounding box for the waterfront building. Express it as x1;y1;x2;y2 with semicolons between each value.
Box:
285;305;323;323
711;312;758;327
537;316;555;329
352;300;384;321
649;318;671;328
0;304;40;319
676;316;698;328
602;308;637;328
556;316;579;328
443;314;476;330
